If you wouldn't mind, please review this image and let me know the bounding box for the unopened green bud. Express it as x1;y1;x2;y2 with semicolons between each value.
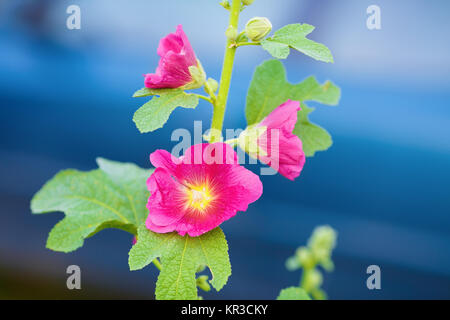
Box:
219;1;231;10
308;226;337;266
320;258;335;272
225;25;239;41
309;226;337;253
285;255;301;271
296;247;315;269
206;78;219;93
242;0;255;5
196;275;211;292
245;17;272;42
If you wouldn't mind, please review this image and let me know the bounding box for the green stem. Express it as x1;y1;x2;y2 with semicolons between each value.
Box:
235;41;261;47
152;258;162;271
223;138;238;147
210;0;242;142
195;94;214;104
300;268;310;290
203;81;217;103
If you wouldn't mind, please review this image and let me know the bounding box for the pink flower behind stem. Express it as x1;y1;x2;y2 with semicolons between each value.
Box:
146;143;263;237
144;25;203;89
241;100;306;181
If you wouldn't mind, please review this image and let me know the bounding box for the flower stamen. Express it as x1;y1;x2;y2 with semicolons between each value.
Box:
186;185;213;211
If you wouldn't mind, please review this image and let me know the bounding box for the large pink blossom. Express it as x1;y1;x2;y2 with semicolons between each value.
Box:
144;25;203;89
146;143;263;237
241;100;306;180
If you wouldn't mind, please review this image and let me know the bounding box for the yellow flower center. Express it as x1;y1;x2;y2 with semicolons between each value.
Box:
186;185;213;211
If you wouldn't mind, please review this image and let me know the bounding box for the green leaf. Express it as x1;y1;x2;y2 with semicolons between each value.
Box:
132;87;176;98
277;287;311;300
261;24;334;63
30;159;152;253
96;157;151;228
133;90;199;133
294;105;333;157
245;59;340;156
129;225;231;300
260;41;290;59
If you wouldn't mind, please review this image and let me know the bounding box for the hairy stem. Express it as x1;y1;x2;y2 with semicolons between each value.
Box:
210;0;242;142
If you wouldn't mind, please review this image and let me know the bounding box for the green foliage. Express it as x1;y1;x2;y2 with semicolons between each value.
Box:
30;158;152;253
133;89;199;133
261;24;334;63
129;225;231;300
277;287;311;300
245;59;340;156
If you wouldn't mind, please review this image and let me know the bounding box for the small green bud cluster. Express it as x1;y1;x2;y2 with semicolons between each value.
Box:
219;1;231;10
308;225;337;270
285;225;337;299
196;275;211;292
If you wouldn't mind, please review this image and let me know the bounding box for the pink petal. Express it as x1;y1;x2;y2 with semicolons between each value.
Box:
146;217;180;234
222;165;263;211
150;149;180;175
174;207;238;237
257;99;306;180
174;25;197;66
146;168;186;227
277;134;305;180
261;99;301;133
181;143;238;165
157;32;183;58
145;51;192;88
144;25;197;89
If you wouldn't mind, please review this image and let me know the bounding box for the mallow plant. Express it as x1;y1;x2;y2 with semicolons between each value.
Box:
31;0;340;300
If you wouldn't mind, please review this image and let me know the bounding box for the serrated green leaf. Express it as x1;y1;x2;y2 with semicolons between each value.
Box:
277;287;311;300
132;87;176;98
129;225;231;300
96;157;152;226
245;59;340;156
133;90;199;133
261;23;334;63
294;105;333;157
30;159;152;253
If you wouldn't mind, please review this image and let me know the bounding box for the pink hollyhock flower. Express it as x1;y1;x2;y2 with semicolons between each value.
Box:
238;99;306;181
146;143;263;237
144;25;205;89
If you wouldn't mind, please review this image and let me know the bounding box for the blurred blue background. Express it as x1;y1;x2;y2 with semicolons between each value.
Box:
1;0;449;299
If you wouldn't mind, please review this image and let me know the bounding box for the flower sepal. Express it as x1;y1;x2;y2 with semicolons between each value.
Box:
237;124;268;157
184;59;206;90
